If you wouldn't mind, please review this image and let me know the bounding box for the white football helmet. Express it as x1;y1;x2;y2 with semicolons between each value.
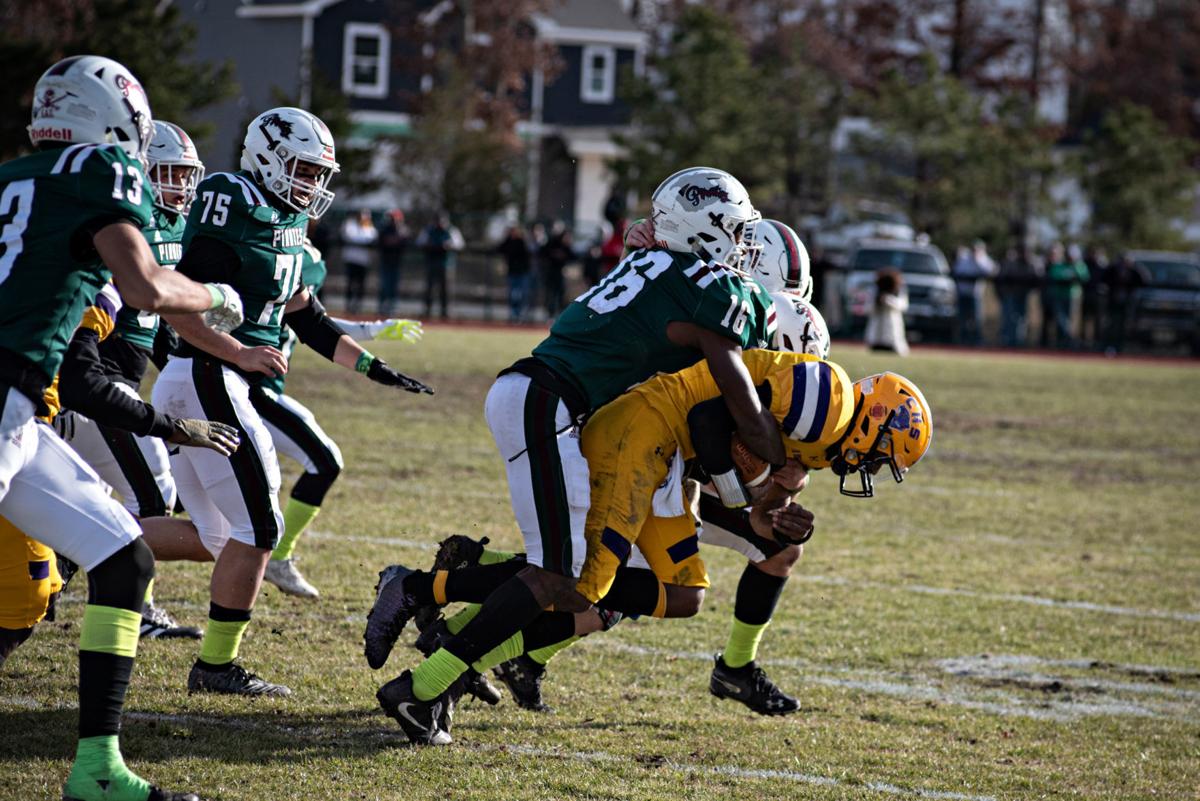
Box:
650;167;760;268
147;121;204;214
28;55;153;162
240;107;340;218
745;219;812;299
771;292;831;359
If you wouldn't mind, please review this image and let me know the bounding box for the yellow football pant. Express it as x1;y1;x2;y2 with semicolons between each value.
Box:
576;395;708;604
0;516;63;629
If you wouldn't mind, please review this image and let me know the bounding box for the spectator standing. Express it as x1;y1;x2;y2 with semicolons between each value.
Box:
953;240;997;345
1046;243;1089;348
417;212;464;319
541;221;573;319
1082;246;1109;349
995;245;1042;347
599;217;628;278
1102;253;1148;354
582;238;604;288
377;209;410;316
865;268;909;355
340;209;377;314
497;225;533;322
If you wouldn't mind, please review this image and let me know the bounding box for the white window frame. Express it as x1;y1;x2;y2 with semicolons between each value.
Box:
342;22;390;99
580;44;616;104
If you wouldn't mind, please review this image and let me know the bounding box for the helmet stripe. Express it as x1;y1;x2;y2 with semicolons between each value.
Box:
772;221;801;287
782;361;832;442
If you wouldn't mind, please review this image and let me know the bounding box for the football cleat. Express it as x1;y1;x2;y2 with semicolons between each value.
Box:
413;534;491;633
187;661;292;697
363;564;420;669
414;617;503;706
264;558;320;599
140;603;202;640
492;654;552;713
64;785;201;801
709;653;799;716
376;670;452;746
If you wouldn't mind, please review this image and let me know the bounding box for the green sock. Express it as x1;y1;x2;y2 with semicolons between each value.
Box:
411;648;469;701
724;618;769;668
478;548;518;565
271;498;320;561
198;618;249;666
470;630;525;674
63;735;150;801
143;578;154;610
527;635;579;666
445;604;481;635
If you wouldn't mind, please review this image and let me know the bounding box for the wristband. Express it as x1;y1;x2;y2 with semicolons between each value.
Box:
204;283;225;310
710;469;751;509
355;350;375;374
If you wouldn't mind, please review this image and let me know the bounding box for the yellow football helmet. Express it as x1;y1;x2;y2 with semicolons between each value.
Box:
825;372;932;497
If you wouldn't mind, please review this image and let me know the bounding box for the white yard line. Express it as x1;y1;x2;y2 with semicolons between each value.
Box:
795;575;1200;623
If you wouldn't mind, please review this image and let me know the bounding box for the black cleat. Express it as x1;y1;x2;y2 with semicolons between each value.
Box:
413;617;503;706
493;654;552;713
141;602;203;640
64;783;201;801
187;661;292;697
709;653;799;716
413;534;491;633
363;565;421;669
376;670;452;745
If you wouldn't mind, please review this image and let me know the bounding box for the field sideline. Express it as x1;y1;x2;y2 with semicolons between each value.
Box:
1;326;1197;800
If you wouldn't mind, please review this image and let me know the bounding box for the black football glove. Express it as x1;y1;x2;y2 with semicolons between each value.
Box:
366;358;435;394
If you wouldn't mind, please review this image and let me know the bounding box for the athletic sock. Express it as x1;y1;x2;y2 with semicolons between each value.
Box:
197;603;251;668
520;611;576;652
68;605;145;801
271;498;320;561
63;735;151;801
442;560;527;603
469;630;525;674
478;548;518;565
724;564;788;668
143;578;155;611
444;604;481;635
411;648;469;701
527;635;578;666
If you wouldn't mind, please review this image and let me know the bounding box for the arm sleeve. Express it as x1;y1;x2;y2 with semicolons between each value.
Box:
282;293;347;360
330;317;381;342
176;235;241;284
58;329;176;439
687;381;773;475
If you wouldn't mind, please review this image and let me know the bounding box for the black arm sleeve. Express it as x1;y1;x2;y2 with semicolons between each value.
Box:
282;293;348;361
58;329;176;439
687;381;774;475
175;235;241;284
696;491;785;560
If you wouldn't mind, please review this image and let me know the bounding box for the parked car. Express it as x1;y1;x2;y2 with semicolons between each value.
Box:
814;200;914;264
1127;250;1200;351
842;239;957;340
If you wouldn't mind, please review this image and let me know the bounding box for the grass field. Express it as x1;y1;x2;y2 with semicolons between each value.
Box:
2;327;1198;801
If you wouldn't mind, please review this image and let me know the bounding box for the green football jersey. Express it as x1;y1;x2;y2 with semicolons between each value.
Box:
259;239;327;395
533;248;776;411
111;207;186;351
0;144;153;384
182;171;307;349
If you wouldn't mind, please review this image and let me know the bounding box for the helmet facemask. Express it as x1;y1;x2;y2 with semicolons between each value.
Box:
275;153;336;219
150;162;203;214
829;408;906;498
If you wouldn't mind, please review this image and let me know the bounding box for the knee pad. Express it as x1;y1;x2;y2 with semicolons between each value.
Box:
86;539;155;612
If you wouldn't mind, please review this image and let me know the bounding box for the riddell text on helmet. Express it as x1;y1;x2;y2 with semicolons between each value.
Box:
30;127;74;142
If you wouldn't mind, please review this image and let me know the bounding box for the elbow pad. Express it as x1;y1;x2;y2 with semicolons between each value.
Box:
283;294;344;360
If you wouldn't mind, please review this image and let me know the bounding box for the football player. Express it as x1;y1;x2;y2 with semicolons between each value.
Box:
1;55;243;801
365;167;787;745
258;228;423;598
57;120;211;639
148;107;432;697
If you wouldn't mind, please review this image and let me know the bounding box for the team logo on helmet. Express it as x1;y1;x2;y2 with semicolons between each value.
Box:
33;89;76;119
259;113;297;150
679;184;731;207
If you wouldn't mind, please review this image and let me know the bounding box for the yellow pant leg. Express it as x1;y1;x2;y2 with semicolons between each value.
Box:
635;512;709;590
0;516;62;629
575;398;677;604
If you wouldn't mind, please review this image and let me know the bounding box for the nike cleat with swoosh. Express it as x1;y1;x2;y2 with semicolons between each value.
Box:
708;652;799;716
376;670;452;746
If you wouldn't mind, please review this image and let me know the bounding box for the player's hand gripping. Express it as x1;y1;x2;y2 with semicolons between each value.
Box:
202;283;245;333
366;358;435;394
232;345;287;377
768;502;815;546
169;419;241;456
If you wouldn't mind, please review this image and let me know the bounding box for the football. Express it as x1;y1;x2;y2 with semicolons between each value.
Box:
730;433;771;487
